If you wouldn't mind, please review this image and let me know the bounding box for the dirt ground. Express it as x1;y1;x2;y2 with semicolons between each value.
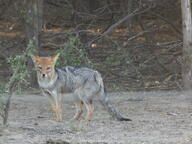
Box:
1;91;192;144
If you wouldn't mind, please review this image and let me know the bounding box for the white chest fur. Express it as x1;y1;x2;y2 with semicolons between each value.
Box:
38;79;56;89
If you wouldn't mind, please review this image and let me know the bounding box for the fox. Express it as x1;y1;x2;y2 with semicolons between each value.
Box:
31;53;132;122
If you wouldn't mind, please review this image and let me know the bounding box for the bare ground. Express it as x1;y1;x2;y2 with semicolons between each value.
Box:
1;91;192;144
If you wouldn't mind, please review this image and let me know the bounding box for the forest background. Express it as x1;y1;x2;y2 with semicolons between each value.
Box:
0;0;186;92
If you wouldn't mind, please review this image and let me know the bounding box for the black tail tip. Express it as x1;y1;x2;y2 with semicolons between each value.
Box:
119;117;132;121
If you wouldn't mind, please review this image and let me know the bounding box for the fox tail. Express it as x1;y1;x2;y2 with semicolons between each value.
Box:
99;89;132;121
95;72;132;121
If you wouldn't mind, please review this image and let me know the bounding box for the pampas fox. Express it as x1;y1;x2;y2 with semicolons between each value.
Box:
31;54;131;121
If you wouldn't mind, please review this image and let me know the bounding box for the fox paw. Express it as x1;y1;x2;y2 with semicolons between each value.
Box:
52;116;62;121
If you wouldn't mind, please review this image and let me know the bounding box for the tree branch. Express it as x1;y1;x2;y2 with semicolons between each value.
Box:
150;11;182;38
87;7;151;47
2;69;18;125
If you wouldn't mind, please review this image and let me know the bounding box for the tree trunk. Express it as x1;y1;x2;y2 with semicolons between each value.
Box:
24;0;44;87
25;0;43;51
181;0;192;90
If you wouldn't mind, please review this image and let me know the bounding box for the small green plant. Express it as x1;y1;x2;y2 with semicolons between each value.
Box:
55;34;92;68
0;39;36;125
0;84;6;94
7;40;36;92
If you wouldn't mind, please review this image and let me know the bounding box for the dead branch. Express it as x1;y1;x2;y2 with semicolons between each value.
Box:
150;11;182;38
41;42;65;48
146;42;182;62
2;69;18;125
87;7;151;47
127;27;158;41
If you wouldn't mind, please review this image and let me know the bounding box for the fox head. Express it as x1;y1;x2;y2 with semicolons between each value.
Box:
31;54;60;79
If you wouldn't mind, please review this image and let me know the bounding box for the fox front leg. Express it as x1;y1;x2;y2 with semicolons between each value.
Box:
52;95;63;121
46;92;63;121
48;99;61;121
41;90;59;120
56;101;63;121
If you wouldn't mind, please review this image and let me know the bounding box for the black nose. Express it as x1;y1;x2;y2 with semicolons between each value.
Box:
42;74;45;77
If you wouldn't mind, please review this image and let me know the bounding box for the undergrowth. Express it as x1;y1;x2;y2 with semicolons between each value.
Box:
0;39;36;125
55;34;92;68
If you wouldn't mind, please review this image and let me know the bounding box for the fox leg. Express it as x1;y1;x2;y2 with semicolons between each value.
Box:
55;101;62;121
48;96;63;121
72;101;84;120
54;96;63;121
48;99;58;120
81;101;94;122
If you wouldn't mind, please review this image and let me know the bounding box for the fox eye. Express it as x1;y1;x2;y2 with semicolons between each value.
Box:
38;66;42;70
46;67;51;70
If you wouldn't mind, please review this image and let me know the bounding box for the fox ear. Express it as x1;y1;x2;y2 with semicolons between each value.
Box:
51;53;60;64
31;55;39;63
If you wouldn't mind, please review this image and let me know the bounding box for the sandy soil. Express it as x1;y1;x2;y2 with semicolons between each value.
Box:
0;91;192;144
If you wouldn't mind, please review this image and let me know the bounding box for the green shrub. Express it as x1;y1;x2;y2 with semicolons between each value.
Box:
0;39;36;125
55;35;92;67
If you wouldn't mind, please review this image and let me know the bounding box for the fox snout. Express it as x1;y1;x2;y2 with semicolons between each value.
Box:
41;73;47;78
42;73;46;78
40;73;51;79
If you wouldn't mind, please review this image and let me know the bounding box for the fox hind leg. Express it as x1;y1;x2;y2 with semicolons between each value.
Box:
72;101;84;120
81;100;94;122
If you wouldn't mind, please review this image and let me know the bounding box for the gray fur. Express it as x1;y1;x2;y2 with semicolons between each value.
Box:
39;66;131;121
